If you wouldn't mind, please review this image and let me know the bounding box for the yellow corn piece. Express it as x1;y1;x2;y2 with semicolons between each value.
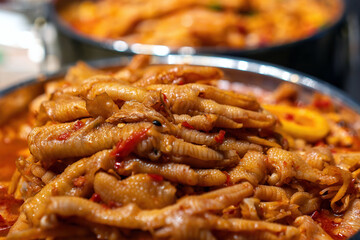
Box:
263;104;329;142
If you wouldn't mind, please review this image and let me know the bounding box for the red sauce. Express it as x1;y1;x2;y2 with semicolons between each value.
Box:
311;210;345;240
0;186;23;236
0;139;27;181
181;121;195;129
148;174;164;182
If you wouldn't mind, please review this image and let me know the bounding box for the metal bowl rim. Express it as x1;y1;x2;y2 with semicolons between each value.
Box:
48;0;348;56
1;54;359;113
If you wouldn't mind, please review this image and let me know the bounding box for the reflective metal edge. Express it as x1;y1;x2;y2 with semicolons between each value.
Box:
48;0;348;56
1;54;359;114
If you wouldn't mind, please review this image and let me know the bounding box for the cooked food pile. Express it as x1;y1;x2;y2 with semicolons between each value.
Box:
59;0;343;48
2;55;360;239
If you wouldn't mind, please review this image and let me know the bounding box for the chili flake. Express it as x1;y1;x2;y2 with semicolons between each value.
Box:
148;174;164;182
73;120;85;131
181;121;195;129
90;193;101;203
215;130;226;144
111;127;150;159
284;113;294;121
57;132;71;141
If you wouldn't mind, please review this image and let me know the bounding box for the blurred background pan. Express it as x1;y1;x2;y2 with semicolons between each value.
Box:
49;0;350;89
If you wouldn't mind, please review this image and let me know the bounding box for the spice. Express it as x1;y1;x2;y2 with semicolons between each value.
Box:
148;174;164;182
111;127;150;159
215;130;226;144
181;121;195;129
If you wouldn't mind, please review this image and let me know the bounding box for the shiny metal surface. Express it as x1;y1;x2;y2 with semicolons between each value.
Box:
49;1;347;57
49;0;349;87
1;54;359;112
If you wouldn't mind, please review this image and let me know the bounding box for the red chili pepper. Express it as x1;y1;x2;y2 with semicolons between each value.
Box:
162;93;168;103
314;99;331;109
148;174;164;182
0;225;11;235
215;130;226;144
90;193;101;203
311;210;320;220
57;132;71;141
222;171;232;186
111;127;150;159
73;120;85;131
181;121;195;129
284;113;294;121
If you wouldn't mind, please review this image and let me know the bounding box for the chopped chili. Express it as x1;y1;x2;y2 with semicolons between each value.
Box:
223;171;232;186
215;130;226;144
148;174;164;182
311;210;320;219
162;93;168;103
90;193;101;203
73;176;86;188
57;132;71;141
73;120;85;131
111;127;150;159
311;210;345;240
284;113;294;121
314;98;332;110
181;121;195;129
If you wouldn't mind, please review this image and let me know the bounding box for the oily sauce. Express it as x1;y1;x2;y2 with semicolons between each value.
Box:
0;112;31;236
